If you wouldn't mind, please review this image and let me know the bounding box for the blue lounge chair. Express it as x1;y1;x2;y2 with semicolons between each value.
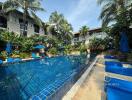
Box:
14;58;22;62
104;55;117;59
105;61;132;76
0;59;3;64
7;57;14;63
105;77;132;100
105;61;122;67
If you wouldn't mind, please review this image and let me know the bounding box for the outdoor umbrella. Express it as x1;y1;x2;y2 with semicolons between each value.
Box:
33;44;45;49
119;32;129;53
6;42;12;55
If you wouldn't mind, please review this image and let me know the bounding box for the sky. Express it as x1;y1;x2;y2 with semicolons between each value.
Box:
1;0;102;32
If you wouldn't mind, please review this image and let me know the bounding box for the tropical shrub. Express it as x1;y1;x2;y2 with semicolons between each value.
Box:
0;51;8;60
11;50;20;58
48;47;58;55
19;52;31;59
46;36;61;48
30;34;47;43
74;42;82;50
0;30;74;57
79;44;87;54
88;37;112;52
0;31;19;43
63;44;73;55
19;37;34;52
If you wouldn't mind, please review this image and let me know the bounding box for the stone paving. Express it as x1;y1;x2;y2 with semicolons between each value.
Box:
72;63;105;100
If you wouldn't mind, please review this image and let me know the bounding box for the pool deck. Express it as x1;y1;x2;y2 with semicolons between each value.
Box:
63;56;106;100
72;62;106;100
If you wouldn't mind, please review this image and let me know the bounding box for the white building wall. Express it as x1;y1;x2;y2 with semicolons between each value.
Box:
39;27;45;35
72;32;107;45
72;33;89;45
6;12;45;37
27;19;34;37
89;32;107;39
7;12;20;35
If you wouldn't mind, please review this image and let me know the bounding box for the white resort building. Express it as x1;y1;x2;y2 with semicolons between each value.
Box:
0;10;45;37
71;28;107;45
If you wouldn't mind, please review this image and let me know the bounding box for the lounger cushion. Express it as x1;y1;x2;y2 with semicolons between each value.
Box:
105;77;132;100
14;58;22;62
105;61;122;67
107;87;132;100
105;61;132;76
105;77;132;92
7;58;14;63
104;55;117;59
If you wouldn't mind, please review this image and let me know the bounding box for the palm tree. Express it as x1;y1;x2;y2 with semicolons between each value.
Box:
49;11;64;35
97;0;131;27
79;25;89;43
2;0;44;36
61;20;73;34
49;11;73;43
61;19;73;42
98;0;132;51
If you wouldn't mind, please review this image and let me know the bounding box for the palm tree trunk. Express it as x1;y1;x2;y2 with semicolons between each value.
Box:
22;10;27;36
22;0;27;37
83;35;86;44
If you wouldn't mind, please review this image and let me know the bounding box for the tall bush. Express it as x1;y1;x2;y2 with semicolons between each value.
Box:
88;36;112;52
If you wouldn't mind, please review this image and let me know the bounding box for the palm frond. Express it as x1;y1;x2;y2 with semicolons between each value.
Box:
97;0;112;5
28;0;45;11
2;0;19;13
99;3;116;19
31;11;43;27
30;6;45;12
79;26;89;36
102;15;116;27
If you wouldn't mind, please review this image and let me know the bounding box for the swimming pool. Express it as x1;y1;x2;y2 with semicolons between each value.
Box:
0;55;88;100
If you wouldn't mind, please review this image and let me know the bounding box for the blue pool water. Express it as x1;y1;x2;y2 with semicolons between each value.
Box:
0;55;87;100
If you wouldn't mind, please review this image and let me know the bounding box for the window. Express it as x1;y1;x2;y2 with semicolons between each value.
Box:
74;34;80;42
34;24;40;33
0;16;7;28
19;19;28;36
19;19;28;24
20;23;27;31
20;23;27;36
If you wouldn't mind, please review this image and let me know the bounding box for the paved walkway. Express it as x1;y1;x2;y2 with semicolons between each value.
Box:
72;63;105;100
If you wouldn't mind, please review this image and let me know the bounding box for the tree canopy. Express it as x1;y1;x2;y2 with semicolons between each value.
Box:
48;11;73;44
98;0;132;28
79;25;89;36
